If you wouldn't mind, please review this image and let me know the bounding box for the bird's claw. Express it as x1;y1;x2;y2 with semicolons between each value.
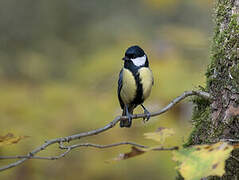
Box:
143;110;151;123
127;114;133;127
120;114;133;128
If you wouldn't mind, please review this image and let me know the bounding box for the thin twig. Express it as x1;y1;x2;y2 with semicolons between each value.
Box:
59;142;149;150
0;90;210;172
0;142;178;161
0;148;71;160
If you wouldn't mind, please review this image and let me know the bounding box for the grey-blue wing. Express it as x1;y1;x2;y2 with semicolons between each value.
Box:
117;69;124;109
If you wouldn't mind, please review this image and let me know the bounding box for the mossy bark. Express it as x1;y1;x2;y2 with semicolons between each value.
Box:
177;0;239;179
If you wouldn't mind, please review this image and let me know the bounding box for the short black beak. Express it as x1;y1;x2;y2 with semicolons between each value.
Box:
122;56;130;61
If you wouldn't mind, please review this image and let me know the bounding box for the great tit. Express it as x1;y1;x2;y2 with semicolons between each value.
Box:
118;45;154;128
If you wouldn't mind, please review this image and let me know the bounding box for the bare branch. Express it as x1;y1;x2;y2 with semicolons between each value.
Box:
0;142;178;161
145;90;211;118
0;148;71;160
0;90;210;172
59;142;149;150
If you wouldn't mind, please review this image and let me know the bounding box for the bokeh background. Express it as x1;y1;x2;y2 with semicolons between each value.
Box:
0;0;213;179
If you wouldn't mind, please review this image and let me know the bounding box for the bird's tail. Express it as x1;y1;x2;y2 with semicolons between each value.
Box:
120;106;134;128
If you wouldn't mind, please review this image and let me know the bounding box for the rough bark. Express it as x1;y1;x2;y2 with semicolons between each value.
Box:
177;0;239;179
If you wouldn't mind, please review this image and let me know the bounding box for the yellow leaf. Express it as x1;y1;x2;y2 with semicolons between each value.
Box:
144;127;175;144
0;133;28;147
172;142;233;180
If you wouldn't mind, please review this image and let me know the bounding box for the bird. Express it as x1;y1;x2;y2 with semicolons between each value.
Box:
118;45;154;128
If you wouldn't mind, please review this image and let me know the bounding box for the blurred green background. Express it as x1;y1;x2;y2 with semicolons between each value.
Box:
0;0;212;179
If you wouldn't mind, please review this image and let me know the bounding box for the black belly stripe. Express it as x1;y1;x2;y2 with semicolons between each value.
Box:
132;72;144;106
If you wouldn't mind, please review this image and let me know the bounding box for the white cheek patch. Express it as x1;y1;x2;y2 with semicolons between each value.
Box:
131;55;146;66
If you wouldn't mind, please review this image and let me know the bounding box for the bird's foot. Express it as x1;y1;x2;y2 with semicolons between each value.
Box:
142;108;151;123
126;114;133;127
120;114;133;128
141;104;151;123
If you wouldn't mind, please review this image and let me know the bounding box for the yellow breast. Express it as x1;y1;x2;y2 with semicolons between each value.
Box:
139;67;153;100
120;68;137;105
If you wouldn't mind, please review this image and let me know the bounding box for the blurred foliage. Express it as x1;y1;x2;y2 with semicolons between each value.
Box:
0;0;212;180
144;127;175;144
0;133;28;147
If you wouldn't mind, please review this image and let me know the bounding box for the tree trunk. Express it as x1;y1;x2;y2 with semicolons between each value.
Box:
178;0;239;179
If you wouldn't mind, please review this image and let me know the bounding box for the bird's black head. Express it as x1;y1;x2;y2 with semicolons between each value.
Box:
124;46;145;59
122;45;148;67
